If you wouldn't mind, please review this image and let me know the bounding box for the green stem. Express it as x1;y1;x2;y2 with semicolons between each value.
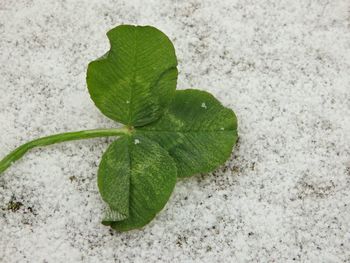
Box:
0;127;129;175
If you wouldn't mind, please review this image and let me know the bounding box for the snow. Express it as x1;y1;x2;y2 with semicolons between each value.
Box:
0;0;350;262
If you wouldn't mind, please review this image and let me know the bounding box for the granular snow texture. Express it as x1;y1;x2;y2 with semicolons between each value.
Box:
0;0;350;262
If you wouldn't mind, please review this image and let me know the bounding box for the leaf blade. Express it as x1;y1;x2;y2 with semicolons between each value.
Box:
98;137;130;221
86;25;178;126
137;89;238;177
98;136;177;231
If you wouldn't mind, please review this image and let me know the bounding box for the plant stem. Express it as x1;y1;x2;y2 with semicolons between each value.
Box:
0;127;129;175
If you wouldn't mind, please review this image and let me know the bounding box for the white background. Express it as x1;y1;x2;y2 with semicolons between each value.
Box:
0;0;349;262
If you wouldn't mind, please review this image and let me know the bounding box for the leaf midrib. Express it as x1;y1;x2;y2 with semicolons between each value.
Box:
127;26;138;125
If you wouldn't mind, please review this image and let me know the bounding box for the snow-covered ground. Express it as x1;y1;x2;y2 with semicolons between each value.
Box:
0;0;349;262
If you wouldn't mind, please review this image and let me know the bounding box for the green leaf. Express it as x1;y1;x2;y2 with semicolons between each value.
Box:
0;24;240;232
98;135;177;231
87;25;178;126
136;89;238;177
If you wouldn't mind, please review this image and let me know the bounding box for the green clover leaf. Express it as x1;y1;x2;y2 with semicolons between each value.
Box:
0;25;238;231
87;25;178;126
98;136;177;231
137;89;238;178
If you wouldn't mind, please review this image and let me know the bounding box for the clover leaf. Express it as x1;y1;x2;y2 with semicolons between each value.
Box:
0;25;238;231
137;89;238;178
98;136;177;231
87;25;178;126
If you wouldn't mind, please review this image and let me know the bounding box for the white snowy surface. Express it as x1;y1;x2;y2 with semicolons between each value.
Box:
1;0;350;262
